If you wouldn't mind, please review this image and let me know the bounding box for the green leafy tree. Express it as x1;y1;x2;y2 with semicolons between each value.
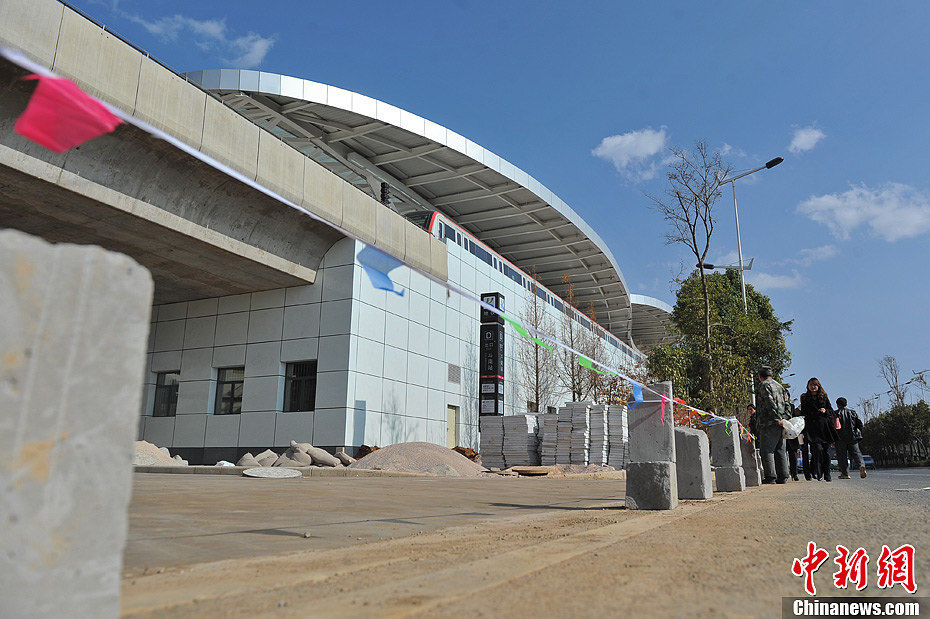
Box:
647;269;792;420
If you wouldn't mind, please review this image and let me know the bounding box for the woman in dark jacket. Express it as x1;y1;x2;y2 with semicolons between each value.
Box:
800;377;838;481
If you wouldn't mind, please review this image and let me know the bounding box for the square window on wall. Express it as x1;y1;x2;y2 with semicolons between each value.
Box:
284;360;317;412
153;371;180;417
215;367;245;415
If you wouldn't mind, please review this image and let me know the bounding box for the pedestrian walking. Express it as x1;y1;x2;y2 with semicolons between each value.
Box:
834;397;867;479
783;391;802;481
800;377;838;482
754;366;791;484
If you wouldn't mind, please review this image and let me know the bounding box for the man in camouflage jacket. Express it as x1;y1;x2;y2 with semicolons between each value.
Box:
755;366;791;484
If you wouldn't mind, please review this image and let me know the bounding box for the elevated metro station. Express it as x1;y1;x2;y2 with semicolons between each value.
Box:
0;0;673;463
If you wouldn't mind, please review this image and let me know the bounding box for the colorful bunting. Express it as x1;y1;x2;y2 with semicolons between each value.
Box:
579;355;617;375
357;245;405;296
14;75;122;152
501;314;553;352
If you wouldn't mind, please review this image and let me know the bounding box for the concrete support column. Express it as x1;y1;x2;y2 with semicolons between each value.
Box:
0;230;153;618
675;427;713;500
741;438;763;487
625;381;677;510
710;417;745;492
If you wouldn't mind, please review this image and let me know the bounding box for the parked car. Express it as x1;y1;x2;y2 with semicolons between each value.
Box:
861;454;876;470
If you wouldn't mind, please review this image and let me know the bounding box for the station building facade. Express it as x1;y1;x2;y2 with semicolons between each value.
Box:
132;68;674;464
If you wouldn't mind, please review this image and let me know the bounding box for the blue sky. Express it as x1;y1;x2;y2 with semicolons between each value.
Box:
70;0;930;412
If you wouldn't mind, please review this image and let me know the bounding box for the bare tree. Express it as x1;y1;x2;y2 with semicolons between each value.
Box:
647;141;730;396
519;274;557;412
879;354;908;408
581;303;608;403
557;274;586;401
857;397;877;422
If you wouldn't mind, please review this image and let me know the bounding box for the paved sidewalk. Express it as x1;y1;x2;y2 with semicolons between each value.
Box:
124;473;626;576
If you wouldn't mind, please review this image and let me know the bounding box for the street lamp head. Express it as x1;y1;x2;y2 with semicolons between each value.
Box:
766;156;784;169
697;262;715;270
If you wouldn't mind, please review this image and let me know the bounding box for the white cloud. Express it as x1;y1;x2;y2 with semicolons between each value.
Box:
787;245;838;266
797;183;930;242
746;270;806;290
592;127;668;181
789;126;826;154
124;11;275;68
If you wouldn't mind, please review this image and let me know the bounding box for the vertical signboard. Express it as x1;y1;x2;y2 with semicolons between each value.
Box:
479;293;505;416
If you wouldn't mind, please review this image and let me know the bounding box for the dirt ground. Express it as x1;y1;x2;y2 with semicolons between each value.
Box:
120;469;929;618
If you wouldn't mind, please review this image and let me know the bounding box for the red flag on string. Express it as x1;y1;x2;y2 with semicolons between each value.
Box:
14;75;122;153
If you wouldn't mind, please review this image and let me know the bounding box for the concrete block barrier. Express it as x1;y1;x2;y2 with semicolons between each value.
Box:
0;229;153;618
675;427;712;500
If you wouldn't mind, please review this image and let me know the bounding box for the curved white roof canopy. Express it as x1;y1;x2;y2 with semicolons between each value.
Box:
629;294;677;353
186;69;648;345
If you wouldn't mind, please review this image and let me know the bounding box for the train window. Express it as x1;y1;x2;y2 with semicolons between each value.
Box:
444;225;455;242
456;232;462;246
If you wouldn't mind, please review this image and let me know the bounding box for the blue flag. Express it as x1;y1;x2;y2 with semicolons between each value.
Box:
357;245;405;296
628;383;643;409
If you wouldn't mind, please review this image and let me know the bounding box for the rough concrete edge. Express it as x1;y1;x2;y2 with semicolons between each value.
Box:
134;466;446;478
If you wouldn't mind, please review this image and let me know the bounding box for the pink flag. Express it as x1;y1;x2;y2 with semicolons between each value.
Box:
14;75;122;153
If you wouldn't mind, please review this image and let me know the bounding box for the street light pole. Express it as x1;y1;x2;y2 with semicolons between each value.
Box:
718;156;784;315
718;156;783;407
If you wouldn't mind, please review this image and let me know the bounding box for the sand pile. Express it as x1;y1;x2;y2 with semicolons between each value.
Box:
348;442;488;477
133;441;186;466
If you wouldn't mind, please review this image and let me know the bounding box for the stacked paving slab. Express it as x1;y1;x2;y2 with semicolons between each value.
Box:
588;405;609;466
607;405;630;469
502;414;540;466
569;402;591;465
539;413;559;465
556;410;573;463
479;415;506;469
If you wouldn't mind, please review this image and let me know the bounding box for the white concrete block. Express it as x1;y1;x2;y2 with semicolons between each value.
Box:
0;229;153;619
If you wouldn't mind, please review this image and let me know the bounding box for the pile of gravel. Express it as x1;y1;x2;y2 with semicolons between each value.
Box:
348;441;488;477
133;441;187;466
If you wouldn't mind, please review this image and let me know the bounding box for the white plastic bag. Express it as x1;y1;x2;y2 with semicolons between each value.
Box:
782;416;805;440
